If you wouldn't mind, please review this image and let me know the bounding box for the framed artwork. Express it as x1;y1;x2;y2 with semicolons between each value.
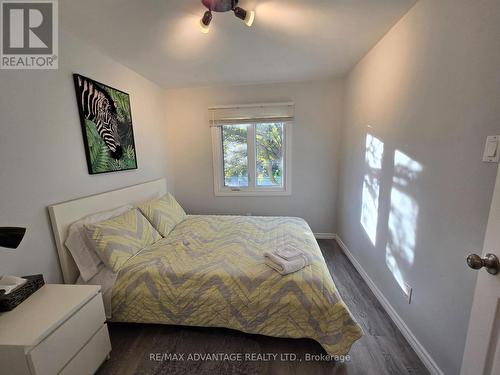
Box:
73;74;138;174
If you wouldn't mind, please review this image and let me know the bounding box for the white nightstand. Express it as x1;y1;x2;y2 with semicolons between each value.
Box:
0;284;111;375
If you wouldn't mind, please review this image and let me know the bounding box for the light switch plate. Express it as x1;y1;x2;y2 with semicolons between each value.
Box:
483;135;500;163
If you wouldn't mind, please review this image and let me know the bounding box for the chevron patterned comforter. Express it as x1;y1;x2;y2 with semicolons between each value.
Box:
111;215;362;355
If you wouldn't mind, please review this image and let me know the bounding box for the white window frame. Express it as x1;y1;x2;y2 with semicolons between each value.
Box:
211;122;292;197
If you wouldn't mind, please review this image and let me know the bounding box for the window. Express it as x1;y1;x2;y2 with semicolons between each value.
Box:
211;104;292;196
222;124;249;188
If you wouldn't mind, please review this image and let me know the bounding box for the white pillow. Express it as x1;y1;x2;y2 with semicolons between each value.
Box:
65;205;132;282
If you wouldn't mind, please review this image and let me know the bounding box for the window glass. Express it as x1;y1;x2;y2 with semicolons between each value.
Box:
222;125;249;188
255;123;284;187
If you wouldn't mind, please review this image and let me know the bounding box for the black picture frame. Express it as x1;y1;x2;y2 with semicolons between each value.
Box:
73;73;138;175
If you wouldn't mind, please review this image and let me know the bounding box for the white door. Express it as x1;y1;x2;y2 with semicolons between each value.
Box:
461;164;500;375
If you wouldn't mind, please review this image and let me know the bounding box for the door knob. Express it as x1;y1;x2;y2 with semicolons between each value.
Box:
467;253;500;275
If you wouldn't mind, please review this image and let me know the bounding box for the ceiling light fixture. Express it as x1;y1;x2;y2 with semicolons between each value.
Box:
233;6;255;27
200;10;212;33
200;0;255;33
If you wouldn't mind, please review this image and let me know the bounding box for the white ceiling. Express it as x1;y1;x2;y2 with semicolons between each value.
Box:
61;0;416;89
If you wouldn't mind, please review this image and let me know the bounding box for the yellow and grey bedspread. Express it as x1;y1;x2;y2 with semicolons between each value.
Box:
111;215;363;355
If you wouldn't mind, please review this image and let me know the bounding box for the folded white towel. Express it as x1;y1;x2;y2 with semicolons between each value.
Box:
264;250;310;275
275;247;312;262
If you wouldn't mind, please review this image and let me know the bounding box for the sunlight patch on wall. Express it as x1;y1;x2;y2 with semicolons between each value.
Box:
385;150;423;292
361;134;384;246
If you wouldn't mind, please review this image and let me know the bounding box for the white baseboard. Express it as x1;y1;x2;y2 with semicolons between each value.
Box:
314;233;337;240
335;235;444;375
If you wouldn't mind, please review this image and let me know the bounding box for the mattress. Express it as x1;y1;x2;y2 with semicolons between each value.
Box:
76;264;117;319
111;215;363;355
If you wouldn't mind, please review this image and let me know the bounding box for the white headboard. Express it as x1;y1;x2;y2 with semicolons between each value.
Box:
48;178;167;284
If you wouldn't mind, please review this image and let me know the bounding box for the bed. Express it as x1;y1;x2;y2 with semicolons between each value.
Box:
49;179;362;356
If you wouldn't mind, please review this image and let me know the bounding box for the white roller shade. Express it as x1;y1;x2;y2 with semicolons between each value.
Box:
209;102;295;126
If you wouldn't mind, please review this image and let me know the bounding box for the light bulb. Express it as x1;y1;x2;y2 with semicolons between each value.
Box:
200;10;212;34
244;10;255;27
200;19;210;33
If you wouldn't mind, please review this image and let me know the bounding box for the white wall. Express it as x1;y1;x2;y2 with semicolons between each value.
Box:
0;30;172;283
164;80;343;233
337;0;500;373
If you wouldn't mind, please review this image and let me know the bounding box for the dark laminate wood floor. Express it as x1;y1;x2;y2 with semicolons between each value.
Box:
97;239;428;375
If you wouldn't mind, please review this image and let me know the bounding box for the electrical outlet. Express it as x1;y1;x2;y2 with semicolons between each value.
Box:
404;282;413;304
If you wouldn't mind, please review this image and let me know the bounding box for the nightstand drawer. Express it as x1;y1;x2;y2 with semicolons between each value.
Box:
60;324;111;375
28;293;105;375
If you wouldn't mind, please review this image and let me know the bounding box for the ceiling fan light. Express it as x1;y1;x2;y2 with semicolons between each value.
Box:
233;7;255;27
233;7;244;19
244;10;255;27
199;20;210;33
200;10;212;33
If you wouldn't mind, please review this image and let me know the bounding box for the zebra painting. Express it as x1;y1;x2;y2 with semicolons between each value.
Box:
75;75;122;159
73;74;137;174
